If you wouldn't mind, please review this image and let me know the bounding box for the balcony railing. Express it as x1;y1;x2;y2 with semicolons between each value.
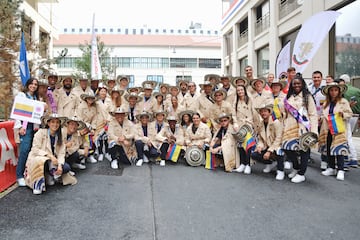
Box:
255;13;270;36
279;0;302;19
238;29;248;47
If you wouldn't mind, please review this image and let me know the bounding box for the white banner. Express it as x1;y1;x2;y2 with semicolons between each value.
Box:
10;96;45;124
91;13;102;80
276;40;291;79
291;11;341;73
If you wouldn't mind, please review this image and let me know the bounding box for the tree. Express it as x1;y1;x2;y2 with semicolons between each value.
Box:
336;44;360;78
74;36;114;79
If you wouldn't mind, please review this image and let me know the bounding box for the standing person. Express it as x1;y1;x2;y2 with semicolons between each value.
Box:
282;74;318;183
153;92;165;112
319;83;352;180
326;75;334;84
183;82;200;111
251;103;285;180
25;114;76;195
134;112;153;166
107;106;137;169
282;67;296;94
220;75;236;104
196;81;214;126
204;74;221;91
264;73;275;93
54;76;77;118
339;74;360;168
309;70;327;169
244;65;255;96
231;76;249;88
72;75;91;107
140;83;156;114
177;80;189;108
232;85;257;130
123;92;143;124
166;96;185;122
15;78;39;186
164;85;180;110
109;86;124;112
37;78;52;116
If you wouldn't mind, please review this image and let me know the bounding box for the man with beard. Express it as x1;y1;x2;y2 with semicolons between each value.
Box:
54;77;77;118
177;79;189;108
73;74;92;107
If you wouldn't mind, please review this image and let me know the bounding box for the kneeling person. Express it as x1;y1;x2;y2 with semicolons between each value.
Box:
251;103;285;180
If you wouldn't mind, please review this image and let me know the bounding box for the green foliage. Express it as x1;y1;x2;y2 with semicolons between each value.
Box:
336;44;360;78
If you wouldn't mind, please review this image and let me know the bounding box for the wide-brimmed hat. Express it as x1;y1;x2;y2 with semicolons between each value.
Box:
255;103;274;114
126;86;143;94
124;92;142;103
159;83;170;90
270;79;287;89
66;116;86;130
153;92;165;99
47;72;58;77
78;73;88;81
110;86;125;96
166;115;178;122
231;76;249;87
211;89;227;100
178;110;195;121
142;80;157;89
98;82;108;90
105;78;117;86
38;78;48;86
153;110;168;118
177;79;189;87
41;113;67;127
321;82;348;96
199;80;214;90
110;106;128;116
204;74;220;84
135;111;153;121
116;75;129;82
169;85;180;92
215;112;232;124
80;91;97;101
220;75;232;81
250;77;266;89
61;76;75;87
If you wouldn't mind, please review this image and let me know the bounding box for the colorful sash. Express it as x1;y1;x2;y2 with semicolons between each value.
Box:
166;144;182;162
205;150;216;170
242;132;256;152
284;98;310;131
272;97;282;120
46;89;57;113
327;113;345;135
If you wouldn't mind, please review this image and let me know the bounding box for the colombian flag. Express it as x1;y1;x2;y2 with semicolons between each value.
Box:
205;150;216;170
166;144;182;162
272;98;282;120
242;132;256;152
328;113;345;135
85;134;95;153
13;103;33;118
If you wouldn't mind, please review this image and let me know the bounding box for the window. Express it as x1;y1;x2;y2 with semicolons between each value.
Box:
102;28;106;33
239;57;248;76
199;58;221;68
133;29;136;34
170;58;197;68
146;75;164;91
110;28;113;33
71;28;75;32
176;76;192;84
178;29;182;34
64;28;67;33
117;28;121;33
79;28;83;33
87;28;91;33
257;46;270;77
58;57;80;68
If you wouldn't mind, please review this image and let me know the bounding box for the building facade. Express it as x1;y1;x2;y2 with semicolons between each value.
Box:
221;0;358;79
53;27;221;87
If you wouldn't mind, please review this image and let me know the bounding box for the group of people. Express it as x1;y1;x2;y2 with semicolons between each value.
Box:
14;66;359;195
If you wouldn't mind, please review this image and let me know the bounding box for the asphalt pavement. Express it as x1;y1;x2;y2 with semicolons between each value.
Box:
1;147;360;240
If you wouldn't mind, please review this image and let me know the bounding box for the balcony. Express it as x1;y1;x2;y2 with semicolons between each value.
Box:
255;13;270;36
238;29;248;47
279;0;302;19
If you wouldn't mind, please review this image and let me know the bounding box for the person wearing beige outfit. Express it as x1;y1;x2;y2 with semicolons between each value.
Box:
220;75;236;104
54;77;77;118
185;113;212;150
134;112;153;166
195;81;214;126
182;82;201;111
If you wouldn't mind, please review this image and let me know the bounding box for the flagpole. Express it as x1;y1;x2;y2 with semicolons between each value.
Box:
91;13;102;80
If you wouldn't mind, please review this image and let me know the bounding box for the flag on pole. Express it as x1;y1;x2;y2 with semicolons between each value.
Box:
291;11;341;73
205;150;216;170
19;31;30;86
275;40;291;79
91;13;102;80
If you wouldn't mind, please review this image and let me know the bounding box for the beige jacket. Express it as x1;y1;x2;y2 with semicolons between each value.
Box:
54;88;78;118
196;93;214;119
256;118;283;152
148;120;168;149
183;92;201;111
155;124;185;147
185;122;212;147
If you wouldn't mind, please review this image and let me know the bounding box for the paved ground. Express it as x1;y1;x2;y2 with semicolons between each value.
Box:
1;148;360;240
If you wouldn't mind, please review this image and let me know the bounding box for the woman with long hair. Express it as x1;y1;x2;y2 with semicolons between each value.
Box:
184;112;212;150
25;114;75;194
282;73;318;183
179;110;193;131
320;83;352;180
15;77;39;187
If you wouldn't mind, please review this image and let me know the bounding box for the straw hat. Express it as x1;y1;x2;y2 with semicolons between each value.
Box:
250;77;266;89
66;116;86;130
177;79;189;87
215;112;232;124
153;92;165;99
204;74;220;84
126;86;143;94
220;75;233;81
166;115;178;122
153;110;168;118
169;85;180;92
124;92;142;103
321;82;348;96
98;82;108;90
80;91;97;101
231;76;249;88
199;80;214;90
178;110;195;121
142;80;157;89
38;78;48;86
116;75;129;82
135;111;153;121
41;113;67;127
110;106;128;116
61;76;75;87
270;79;287;89
211;89;227;101
255;103;274;114
110;86;125;96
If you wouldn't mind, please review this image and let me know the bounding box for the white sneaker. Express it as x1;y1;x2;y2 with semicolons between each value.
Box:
143;155;149;163
160;160;166;166
87;155;97;163
284;161;292;170
98;154;104;162
33;189;42;195
72;163;86;170
321;168;336;176
263;162;277;173
275;170;285;180
244;165;251;174
288;170;298;179
105;153;112;161
320;161;328;170
111;160;119;169
136;159;143;167
45;174;55;186
234;164;246;173
17;178;26;187
336;170;345;181
291;174;306;183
